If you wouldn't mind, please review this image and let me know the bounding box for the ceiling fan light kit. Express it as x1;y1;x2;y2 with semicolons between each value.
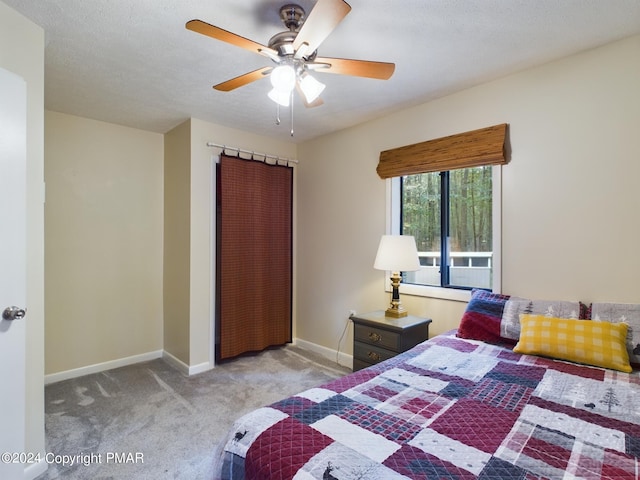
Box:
268;87;292;107
186;0;395;134
270;64;297;91
298;71;325;103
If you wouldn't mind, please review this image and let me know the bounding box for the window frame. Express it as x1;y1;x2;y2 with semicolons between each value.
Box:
385;165;502;302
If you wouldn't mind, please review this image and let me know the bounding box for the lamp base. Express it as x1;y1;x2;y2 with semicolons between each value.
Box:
385;305;408;318
385;271;409;317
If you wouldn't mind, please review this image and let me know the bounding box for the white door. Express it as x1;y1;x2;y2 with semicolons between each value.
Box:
0;67;27;480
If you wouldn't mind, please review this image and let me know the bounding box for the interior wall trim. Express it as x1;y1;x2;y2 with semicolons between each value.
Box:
44;350;163;385
163;350;213;376
42;342;341;385
44;350;215;385
294;337;353;372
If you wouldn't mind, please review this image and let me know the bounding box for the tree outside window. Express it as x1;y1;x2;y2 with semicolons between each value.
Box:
400;165;493;290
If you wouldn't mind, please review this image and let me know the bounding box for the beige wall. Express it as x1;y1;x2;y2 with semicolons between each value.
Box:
45;111;164;374
164;120;191;364
181;118;297;367
36;23;640;394
45;114;298;376
0;0;46;468
297;35;640;354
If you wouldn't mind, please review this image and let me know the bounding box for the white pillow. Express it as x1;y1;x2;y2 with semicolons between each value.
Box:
591;302;640;365
500;299;580;341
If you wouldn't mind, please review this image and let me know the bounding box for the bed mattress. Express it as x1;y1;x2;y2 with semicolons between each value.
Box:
213;331;640;479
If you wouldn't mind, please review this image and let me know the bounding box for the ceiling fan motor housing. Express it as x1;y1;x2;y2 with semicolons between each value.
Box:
280;4;305;31
268;31;297;56
269;4;317;61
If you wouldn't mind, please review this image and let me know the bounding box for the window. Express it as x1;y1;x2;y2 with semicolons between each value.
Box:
389;165;501;298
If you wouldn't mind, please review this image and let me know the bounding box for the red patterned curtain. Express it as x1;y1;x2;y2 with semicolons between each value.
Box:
216;154;293;360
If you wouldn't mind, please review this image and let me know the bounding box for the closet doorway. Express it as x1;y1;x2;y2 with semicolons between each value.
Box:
215;154;293;361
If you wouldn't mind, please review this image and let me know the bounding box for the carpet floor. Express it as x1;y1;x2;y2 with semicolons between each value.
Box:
35;346;350;479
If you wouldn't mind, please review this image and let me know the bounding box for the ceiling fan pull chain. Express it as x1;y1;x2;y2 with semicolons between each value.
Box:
275;103;281;125
290;91;294;137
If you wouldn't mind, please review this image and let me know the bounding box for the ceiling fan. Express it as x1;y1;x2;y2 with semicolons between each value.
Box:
186;0;395;108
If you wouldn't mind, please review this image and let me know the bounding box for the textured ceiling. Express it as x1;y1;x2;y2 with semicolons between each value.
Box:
5;0;640;142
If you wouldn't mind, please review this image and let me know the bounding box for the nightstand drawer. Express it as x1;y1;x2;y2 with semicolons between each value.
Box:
354;323;402;352
350;311;431;372
354;341;397;365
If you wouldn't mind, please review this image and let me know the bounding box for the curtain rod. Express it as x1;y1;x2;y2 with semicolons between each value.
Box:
207;142;298;165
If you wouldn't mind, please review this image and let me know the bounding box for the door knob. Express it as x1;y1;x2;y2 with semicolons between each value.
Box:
2;306;26;321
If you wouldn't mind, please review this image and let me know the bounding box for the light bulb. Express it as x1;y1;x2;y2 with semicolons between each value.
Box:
270;65;296;92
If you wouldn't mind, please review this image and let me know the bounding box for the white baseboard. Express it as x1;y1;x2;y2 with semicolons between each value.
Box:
188;361;214;375
44;343;343;385
161;350;189;375
44;350;164;385
24;457;48;480
294;337;353;370
162;350;213;376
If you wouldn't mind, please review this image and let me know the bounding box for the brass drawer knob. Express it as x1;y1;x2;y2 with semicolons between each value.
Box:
368;332;381;343
367;351;381;361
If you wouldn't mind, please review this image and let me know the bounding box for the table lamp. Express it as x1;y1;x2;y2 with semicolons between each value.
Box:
373;235;421;318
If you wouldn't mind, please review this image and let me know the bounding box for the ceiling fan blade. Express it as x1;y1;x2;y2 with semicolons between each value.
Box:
293;0;352;55
213;67;272;92
186;19;277;57
313;57;395;80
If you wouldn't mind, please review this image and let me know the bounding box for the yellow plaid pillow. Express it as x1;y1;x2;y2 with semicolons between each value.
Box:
514;315;632;373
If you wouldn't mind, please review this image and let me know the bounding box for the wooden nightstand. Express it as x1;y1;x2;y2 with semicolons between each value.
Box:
351;310;432;371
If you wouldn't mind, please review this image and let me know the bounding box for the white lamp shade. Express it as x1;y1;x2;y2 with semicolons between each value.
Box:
270;64;296;92
374;235;420;272
268;88;291;106
298;73;325;103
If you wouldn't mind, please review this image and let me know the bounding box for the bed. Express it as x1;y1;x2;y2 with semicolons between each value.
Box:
213;291;640;479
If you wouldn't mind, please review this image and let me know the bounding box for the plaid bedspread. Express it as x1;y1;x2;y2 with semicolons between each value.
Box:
214;332;640;479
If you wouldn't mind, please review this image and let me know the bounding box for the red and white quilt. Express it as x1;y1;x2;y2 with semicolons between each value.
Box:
213;332;640;479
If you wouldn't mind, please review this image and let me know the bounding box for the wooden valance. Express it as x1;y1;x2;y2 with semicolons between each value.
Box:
377;123;509;179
